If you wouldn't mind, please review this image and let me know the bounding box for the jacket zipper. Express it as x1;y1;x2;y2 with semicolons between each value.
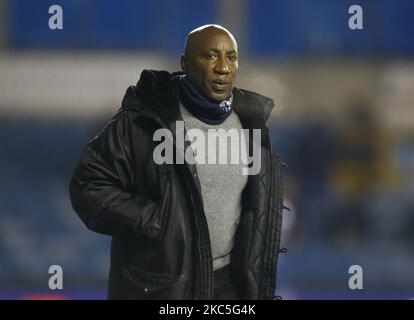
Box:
261;153;282;299
182;153;214;300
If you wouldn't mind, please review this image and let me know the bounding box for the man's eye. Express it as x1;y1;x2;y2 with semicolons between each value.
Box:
206;53;217;59
228;55;237;61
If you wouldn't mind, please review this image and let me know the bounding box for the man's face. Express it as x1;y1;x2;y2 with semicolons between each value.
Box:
181;29;238;102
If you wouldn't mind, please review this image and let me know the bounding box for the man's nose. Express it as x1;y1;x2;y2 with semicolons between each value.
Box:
214;56;230;74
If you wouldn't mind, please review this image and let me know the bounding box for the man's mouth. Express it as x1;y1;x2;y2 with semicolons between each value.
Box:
211;80;229;91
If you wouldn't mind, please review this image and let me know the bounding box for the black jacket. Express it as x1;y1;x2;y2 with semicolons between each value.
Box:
69;70;284;300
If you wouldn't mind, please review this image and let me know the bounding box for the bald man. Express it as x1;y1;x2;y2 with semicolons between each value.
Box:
69;24;284;300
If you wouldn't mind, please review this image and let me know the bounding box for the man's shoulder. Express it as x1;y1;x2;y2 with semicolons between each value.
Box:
234;88;274;106
233;87;275;123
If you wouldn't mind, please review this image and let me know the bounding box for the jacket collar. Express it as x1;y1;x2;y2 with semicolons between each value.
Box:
121;69;274;130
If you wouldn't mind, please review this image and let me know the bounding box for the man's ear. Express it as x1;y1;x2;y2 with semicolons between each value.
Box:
180;55;187;73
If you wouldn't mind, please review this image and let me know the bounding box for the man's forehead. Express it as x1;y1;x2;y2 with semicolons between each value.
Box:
199;32;236;48
185;25;237;54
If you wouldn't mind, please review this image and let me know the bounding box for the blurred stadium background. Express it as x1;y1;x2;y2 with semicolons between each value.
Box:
0;0;414;299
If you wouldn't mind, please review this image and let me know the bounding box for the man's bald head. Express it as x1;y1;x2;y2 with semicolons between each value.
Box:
181;25;238;102
183;24;238;59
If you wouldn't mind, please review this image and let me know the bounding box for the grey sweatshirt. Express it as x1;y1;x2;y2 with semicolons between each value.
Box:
180;103;248;271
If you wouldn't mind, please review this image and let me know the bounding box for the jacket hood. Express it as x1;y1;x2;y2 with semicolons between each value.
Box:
121;69;275;129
